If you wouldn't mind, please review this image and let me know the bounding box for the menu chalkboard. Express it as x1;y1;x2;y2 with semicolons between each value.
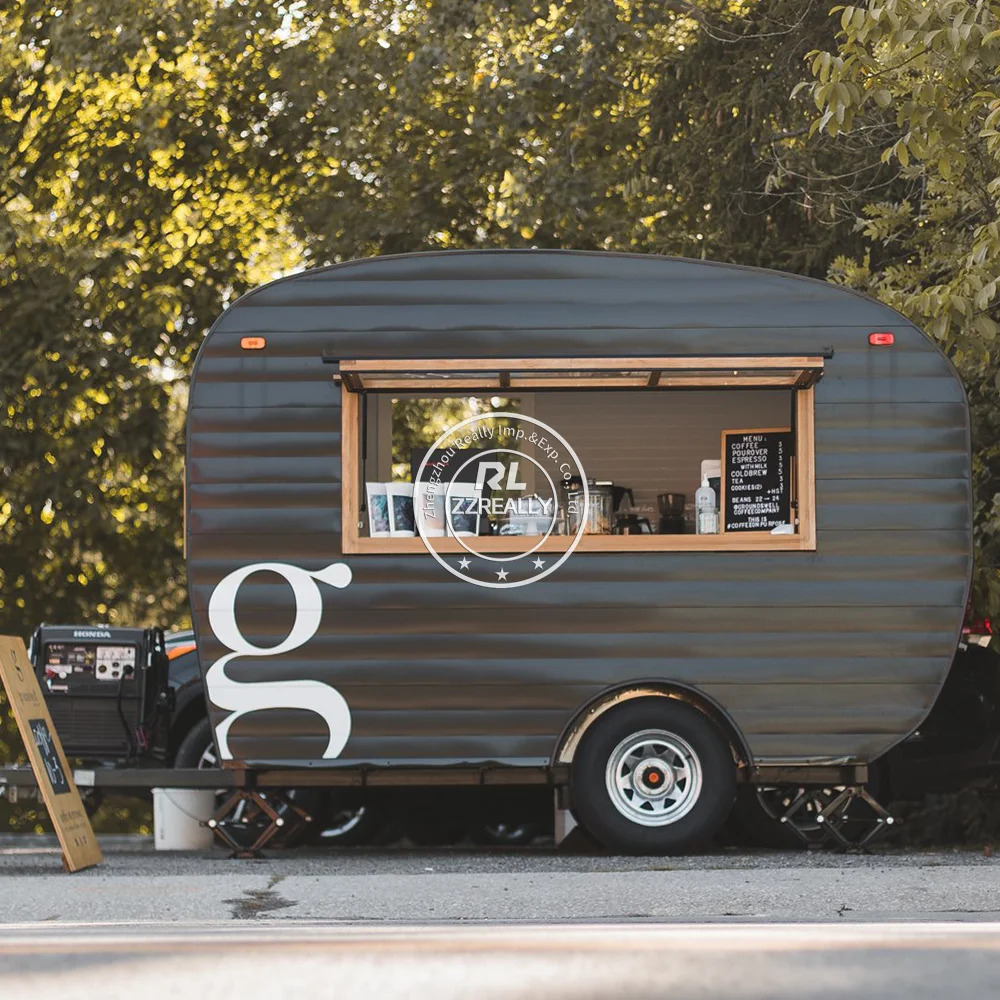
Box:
722;428;793;533
29;718;71;794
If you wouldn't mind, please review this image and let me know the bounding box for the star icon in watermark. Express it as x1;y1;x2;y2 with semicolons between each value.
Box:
496;568;509;581
532;558;545;569
458;557;471;570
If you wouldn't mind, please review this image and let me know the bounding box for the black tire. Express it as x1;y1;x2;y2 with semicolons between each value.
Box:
469;821;538;847
174;718;318;849
570;699;736;854
468;788;552;846
309;791;390;847
729;786;817;849
173;717;217;770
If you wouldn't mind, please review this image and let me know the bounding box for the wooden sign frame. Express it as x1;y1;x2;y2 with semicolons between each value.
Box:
720;427;793;535
0;635;103;872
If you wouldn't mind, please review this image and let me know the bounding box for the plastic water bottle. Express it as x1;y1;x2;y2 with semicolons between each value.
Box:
695;477;718;534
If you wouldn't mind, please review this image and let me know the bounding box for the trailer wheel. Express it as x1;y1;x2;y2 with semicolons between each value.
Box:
309;791;393;848
569;699;736;854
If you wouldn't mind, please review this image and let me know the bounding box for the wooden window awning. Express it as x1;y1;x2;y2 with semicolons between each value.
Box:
327;356;826;392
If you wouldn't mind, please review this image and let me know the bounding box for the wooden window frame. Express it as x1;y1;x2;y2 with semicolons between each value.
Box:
338;357;819;555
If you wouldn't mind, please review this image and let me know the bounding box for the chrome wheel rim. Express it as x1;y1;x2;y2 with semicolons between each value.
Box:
483;822;534;845
605;729;703;827
318;805;367;840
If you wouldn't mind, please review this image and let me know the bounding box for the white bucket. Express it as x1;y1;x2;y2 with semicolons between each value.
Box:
152;788;216;850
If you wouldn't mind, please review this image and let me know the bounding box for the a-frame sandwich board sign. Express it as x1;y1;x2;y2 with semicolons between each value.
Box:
0;635;103;872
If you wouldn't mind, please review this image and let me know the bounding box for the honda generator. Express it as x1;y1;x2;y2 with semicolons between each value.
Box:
29;624;171;762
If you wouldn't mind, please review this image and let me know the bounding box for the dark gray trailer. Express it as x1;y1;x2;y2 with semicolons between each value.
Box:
185;250;972;852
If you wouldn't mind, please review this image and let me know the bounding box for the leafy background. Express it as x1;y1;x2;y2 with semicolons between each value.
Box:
2;0;999;836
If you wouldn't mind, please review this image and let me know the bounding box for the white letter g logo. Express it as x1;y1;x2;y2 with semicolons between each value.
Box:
205;562;353;760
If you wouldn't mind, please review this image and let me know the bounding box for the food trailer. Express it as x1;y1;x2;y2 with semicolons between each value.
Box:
185;249;972;853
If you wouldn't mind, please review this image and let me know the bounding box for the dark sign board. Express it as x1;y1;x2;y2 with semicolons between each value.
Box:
28;718;71;795
722;428;793;533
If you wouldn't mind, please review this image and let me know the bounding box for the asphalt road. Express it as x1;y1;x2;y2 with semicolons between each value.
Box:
2;839;999;923
4;842;1000;998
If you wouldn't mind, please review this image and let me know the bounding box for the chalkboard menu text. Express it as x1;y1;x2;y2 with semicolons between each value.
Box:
722;428;793;533
29;718;71;795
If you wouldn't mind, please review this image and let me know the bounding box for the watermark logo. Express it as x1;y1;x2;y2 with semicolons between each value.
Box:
413;412;588;589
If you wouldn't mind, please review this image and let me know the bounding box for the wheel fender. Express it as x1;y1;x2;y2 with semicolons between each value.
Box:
553;685;751;770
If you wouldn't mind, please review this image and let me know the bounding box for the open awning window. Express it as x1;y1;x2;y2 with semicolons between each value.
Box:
333;352;821;555
328;356;826;392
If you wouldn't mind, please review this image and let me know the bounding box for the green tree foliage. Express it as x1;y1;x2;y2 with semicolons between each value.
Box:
639;0;878;272
267;0;869;273
799;0;1000;612
0;1;301;633
2;0;997;642
391;397;520;481
263;0;673;258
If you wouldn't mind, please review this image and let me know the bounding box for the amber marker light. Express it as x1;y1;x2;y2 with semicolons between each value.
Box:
241;336;266;350
868;332;895;346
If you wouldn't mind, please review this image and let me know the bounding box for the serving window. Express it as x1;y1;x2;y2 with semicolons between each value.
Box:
331;357;820;554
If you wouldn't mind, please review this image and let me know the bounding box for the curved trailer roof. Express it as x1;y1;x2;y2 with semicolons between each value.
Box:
186;250;972;771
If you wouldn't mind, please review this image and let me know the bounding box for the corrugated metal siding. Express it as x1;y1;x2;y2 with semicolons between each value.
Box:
186;250;972;767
